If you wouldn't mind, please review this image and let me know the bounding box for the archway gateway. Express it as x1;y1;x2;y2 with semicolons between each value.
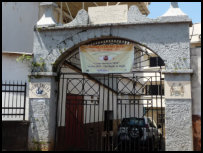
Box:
28;3;193;151
55;38;165;151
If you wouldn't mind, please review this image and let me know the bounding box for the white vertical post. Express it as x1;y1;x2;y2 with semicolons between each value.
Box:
60;2;63;24
65;2;73;20
82;2;84;9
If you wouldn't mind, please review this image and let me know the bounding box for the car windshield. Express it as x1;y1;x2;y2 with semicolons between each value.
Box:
122;118;145;127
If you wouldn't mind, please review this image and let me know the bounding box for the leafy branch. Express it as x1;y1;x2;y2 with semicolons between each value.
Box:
16;54;46;72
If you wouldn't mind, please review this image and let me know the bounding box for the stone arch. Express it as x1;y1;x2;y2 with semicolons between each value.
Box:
52;35;166;73
38;26;190;73
54;36;166;151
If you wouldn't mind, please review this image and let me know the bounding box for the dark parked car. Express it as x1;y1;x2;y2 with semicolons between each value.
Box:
115;117;162;151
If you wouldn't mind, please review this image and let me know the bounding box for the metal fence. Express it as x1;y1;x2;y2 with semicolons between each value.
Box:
2;81;27;120
55;71;165;151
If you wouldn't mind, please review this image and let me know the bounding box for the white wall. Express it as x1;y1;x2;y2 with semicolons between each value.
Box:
2;54;30;82
2;54;30;121
191;47;201;116
2;2;39;83
190;23;201;117
189;23;201;47
2;2;40;53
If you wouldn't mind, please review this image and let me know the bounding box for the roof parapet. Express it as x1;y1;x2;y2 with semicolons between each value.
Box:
34;2;192;31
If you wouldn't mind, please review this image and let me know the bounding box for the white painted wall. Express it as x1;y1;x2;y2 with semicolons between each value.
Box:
2;54;30;121
2;2;61;82
2;54;30;82
191;47;201;116
2;2;40;53
190;23;201;117
190;23;201;47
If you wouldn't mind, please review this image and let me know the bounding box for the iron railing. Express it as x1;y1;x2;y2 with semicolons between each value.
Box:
55;71;165;151
2;81;27;120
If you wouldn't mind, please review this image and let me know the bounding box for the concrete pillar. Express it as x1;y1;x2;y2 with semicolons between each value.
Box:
28;72;58;151
164;73;193;151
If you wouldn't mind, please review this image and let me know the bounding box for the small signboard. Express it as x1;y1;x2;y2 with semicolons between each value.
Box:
88;5;128;24
29;82;51;98
79;44;134;74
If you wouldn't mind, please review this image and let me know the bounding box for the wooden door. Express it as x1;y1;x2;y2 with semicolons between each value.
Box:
65;94;84;150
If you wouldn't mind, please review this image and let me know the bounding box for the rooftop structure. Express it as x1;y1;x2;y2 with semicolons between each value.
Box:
54;2;150;23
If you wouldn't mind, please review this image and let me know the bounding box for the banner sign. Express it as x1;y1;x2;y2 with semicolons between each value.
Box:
79;44;134;73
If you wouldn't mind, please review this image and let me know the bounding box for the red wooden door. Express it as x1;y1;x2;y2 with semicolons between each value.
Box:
65;94;84;150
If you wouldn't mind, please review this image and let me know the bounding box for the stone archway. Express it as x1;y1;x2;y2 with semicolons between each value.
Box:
54;37;165;72
55;38;166;151
33;24;191;73
28;3;193;151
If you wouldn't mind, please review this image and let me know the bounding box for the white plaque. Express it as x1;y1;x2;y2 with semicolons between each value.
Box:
164;81;191;99
29;82;51;98
88;5;128;24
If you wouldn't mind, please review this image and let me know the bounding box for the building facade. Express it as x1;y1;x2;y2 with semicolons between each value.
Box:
2;2;201;151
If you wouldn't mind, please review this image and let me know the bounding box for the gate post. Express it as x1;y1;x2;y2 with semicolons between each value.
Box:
28;72;58;151
164;71;193;151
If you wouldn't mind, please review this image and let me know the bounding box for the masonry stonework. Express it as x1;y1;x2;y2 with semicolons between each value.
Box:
165;100;193;151
28;75;57;151
33;23;191;73
164;74;193;151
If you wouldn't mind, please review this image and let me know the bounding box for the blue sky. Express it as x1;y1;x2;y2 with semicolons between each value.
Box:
148;2;201;23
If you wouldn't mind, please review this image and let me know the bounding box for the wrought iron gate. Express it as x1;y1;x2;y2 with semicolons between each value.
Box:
55;38;165;151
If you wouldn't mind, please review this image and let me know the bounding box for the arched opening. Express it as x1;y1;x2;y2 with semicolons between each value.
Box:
54;37;165;73
54;38;165;151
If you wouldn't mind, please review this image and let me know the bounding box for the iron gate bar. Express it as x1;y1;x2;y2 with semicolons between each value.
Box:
160;70;164;150
101;74;105;151
156;72;159;150
2;90;26;92
150;75;154;151
20;82;22;118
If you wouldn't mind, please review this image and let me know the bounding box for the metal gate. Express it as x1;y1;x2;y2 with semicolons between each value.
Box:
55;39;165;151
